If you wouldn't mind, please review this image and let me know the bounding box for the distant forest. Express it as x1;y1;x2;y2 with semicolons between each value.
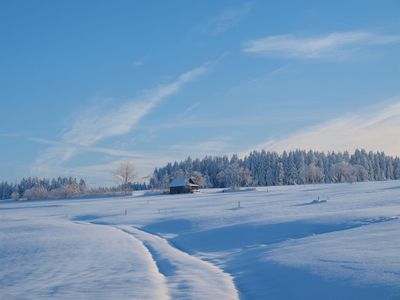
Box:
150;149;400;189
0;177;148;201
2;149;400;200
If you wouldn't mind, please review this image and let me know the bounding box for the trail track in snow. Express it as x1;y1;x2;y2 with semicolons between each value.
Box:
74;220;239;300
116;224;239;300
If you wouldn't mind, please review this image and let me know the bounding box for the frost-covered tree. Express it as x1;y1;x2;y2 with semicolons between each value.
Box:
191;171;206;187
113;160;136;192
11;191;20;200
276;162;285;185
23;186;48;200
216;163;252;189
79;178;88;194
302;164;324;184
149;149;400;190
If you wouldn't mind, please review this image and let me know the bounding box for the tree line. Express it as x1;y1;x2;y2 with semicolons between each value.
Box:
150;149;400;189
2;149;399;200
0;176;148;201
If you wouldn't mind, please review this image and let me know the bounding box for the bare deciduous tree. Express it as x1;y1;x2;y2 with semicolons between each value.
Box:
191;171;205;187
113;160;136;192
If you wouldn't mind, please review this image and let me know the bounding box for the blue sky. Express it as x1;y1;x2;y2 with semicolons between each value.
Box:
1;0;400;185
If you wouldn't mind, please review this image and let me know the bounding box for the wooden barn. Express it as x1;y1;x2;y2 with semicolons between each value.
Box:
169;177;200;194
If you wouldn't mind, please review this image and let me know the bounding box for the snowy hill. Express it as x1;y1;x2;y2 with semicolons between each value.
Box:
1;181;400;299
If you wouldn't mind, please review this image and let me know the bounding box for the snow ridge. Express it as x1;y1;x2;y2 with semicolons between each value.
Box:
117;225;239;300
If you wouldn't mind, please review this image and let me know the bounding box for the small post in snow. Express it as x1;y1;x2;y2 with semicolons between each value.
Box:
124;209;127;215
238;201;241;208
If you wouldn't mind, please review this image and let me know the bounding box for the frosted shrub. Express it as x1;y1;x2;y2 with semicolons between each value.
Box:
23;186;48;200
11;191;20;200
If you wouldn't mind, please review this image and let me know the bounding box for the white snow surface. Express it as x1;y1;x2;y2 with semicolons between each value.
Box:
1;181;400;299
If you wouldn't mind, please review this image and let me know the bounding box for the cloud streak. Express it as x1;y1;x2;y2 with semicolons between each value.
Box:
252;100;400;156
242;31;400;58
31;137;144;158
64;155;180;186
32;64;209;177
207;2;252;36
166;138;232;155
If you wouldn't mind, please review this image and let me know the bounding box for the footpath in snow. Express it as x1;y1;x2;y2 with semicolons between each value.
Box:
117;225;239;300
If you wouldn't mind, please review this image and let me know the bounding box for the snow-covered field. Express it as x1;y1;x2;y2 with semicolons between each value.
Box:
1;181;400;299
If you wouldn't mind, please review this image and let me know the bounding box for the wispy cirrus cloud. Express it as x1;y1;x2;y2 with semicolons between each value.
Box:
133;60;144;67
30;137;144;158
63;155;181;186
166;137;232;155
0;132;29;138
32;64;210;178
206;2;252;36
242;31;400;59
251;100;400;156
65;138;234;185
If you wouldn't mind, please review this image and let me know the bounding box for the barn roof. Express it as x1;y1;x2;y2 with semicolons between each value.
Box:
169;177;199;188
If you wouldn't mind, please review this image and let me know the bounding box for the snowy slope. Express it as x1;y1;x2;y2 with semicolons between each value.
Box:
1;180;400;299
0;217;168;300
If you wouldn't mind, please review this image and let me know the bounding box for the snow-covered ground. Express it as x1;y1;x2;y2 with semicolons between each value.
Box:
1;181;400;299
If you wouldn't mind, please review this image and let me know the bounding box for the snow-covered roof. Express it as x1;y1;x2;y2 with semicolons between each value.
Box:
169;177;199;188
